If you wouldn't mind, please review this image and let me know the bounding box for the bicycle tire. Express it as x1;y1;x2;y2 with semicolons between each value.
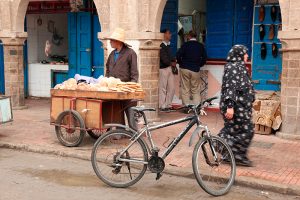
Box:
55;110;85;147
192;135;236;196
91;129;148;188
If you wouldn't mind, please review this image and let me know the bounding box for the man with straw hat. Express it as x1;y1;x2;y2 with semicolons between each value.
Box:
105;28;139;130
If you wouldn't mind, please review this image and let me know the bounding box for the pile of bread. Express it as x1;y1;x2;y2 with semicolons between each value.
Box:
54;77;143;93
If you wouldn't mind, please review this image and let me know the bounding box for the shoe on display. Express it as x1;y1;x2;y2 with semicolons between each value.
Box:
259;5;265;22
272;43;278;58
271;5;277;22
259;24;265;41
261;43;267;60
269;24;275;40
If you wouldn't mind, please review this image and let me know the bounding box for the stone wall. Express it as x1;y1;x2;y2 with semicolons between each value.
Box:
278;0;300;138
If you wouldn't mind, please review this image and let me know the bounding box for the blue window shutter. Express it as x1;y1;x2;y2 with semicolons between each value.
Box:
233;0;253;57
92;14;104;78
161;0;178;57
0;42;4;94
77;12;92;76
206;0;235;59
24;17;29;97
68;12;77;78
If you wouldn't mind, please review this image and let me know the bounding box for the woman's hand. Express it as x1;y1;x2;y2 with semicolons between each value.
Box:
225;108;234;119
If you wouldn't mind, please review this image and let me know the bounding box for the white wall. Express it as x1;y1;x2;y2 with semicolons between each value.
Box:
26;13;68;63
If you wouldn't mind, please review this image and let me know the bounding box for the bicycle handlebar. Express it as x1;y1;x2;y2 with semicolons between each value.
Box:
177;96;218;114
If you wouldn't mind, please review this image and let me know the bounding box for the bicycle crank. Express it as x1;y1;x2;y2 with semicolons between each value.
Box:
148;156;165;173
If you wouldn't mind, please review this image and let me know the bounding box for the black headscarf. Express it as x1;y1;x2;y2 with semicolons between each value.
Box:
226;45;248;63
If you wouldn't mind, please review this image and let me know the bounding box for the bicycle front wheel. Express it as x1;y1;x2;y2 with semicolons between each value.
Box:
192;135;236;196
91;129;148;188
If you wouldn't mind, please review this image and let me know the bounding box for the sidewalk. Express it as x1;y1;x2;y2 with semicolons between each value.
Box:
1;99;300;194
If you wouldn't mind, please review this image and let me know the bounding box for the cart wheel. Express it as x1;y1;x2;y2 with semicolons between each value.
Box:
55;110;85;147
87;128;110;140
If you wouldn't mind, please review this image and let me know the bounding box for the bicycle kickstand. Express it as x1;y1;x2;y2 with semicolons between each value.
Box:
156;173;162;180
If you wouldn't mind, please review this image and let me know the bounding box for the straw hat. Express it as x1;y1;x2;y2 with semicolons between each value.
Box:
106;28;131;47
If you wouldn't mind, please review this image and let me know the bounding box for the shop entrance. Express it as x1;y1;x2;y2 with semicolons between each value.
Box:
161;0;282;105
24;0;104;97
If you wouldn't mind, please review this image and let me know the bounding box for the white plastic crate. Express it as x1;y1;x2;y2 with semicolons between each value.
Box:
0;96;13;124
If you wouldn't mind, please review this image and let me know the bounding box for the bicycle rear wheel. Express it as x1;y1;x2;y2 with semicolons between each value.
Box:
91;129;148;188
192;135;236;196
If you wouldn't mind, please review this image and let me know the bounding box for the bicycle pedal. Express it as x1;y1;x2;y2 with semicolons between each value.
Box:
156;173;162;180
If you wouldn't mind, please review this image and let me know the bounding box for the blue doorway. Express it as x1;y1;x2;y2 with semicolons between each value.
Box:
161;0;178;56
68;12;92;78
0;41;4;94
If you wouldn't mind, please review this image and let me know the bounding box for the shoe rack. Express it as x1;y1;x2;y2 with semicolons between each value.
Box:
252;2;282;91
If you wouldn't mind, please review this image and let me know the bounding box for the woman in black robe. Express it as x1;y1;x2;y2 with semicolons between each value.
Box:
218;45;255;167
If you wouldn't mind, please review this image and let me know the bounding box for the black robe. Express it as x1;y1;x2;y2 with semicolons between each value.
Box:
218;45;255;163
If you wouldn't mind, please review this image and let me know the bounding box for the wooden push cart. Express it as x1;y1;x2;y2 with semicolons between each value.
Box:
50;89;145;147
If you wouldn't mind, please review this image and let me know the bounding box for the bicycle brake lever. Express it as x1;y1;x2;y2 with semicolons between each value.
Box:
200;109;207;116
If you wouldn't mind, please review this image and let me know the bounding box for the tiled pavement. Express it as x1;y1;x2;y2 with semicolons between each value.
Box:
1;99;300;188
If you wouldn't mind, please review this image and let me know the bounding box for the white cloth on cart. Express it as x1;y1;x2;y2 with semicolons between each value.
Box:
74;74;103;84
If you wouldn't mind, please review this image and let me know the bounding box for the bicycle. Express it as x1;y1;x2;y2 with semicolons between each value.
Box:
91;97;236;196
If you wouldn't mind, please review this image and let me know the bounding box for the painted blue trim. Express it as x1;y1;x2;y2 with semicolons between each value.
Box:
252;4;282;91
92;14;104;78
206;0;253;59
76;12;92;76
0;42;4;94
24;17;29;97
161;0;178;57
68;12;78;78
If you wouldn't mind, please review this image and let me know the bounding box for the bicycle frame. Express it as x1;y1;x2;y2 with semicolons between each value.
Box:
116;113;211;164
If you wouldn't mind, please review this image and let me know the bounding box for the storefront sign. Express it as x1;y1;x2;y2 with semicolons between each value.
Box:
27;1;71;14
256;0;279;5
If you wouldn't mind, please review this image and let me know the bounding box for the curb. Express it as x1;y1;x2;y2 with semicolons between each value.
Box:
1;142;300;196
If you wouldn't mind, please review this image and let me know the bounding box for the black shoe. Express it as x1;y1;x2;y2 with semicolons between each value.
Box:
272;43;278;58
160;108;170;113
271;5;277;22
261;43;267;60
259;24;265;41
236;159;253;167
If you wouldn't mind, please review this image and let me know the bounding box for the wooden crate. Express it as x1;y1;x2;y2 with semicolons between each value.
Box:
51;97;125;129
255;124;272;135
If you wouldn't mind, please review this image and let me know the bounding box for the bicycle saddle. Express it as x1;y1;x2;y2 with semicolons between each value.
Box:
131;107;156;113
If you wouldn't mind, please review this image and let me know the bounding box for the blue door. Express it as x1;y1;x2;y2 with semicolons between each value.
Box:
161;0;178;56
252;4;282;91
206;0;253;59
206;0;235;59
0;42;4;94
24;17;29;97
68;12;77;78
68;12;92;78
234;0;253;57
77;12;92;76
92;14;104;78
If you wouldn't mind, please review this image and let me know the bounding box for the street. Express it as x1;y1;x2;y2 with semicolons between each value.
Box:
0;149;299;200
